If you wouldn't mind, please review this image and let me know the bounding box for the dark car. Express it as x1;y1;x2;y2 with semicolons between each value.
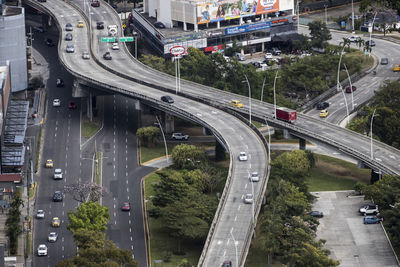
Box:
345;85;357;93
154;21;165;29
38;0;47;2
33;26;45;33
161;95;174;103
91;0;100;7
45;38;55;47
309;211;324;218
221;261;232;267
366;40;376;47
103;52;112;60
56;78;64;87
68;102;76;109
65;23;73;31
96;21;104;30
65;33;73;41
316;102;329;110
381;58;388;65
364;215;382;224
53;191;63;202
121;202;131;211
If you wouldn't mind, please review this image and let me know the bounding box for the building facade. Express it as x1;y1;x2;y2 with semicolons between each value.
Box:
0;6;28;92
133;0;297;57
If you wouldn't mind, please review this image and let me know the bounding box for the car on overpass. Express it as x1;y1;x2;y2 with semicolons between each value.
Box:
103;52;112;60
244;193;253;204
65;23;73;31
238;152;247;161
161;95;174;103
230;100;243;108
316;102;329;110
66;44;75;53
345;85;356;93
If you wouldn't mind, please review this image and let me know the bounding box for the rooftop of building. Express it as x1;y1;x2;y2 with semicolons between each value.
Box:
1;5;23;17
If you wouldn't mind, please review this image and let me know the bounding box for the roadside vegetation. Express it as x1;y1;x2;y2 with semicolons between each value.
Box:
140;21;373;109
6;191;23;255
57;202;138;267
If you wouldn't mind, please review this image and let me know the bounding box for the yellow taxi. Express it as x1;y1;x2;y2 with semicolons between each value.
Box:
319;109;329;118
393;65;400;72
77;21;84;28
45;159;54;168
230;100;243;108
51;217;60;227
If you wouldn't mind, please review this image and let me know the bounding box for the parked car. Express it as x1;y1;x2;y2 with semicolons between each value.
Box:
319;109;329;118
53;99;61;107
37;244;48;256
264;52;273;60
381;58;388;65
364;215;382;224
238;152;247;161
309;211;324;218
359;204;378;215
51;217;61;227
316;102;329;110
36;210;45;219
48;232;58;242
121;202;131;211
68;102;76;109
366;40;376;47
345;85;357;93
234;52;245;61
54;169;63;180
96;21;104;29
230;100;243;108
154;21;165;28
56;78;64;87
65;33;73;41
103;51;112;60
45;159;54;168
272;47;281;55
161;95;174;103
66;44;75;53
172;133;189;140
65;23;73;31
53;191;63;202
244;194;253;204
249;172;259;182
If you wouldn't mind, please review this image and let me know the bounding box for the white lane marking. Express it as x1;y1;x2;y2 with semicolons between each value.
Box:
234;216;237;222
131;236;133;241
390;155;396;159
114;212;116;217
375;158;382;161
245;184;248;189
197;113;202;117
127;196;130;200
127;188;129;193
223;250;226;256
114;204;116;209
238;205;241;211
129;228;132;233
129;220;131;225
114;220;117;225
126;180;128;184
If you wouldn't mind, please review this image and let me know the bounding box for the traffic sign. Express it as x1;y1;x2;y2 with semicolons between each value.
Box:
170;46;185;56
119;37;134;42
101;37;115;42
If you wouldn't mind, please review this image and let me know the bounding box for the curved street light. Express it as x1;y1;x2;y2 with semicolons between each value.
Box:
343;64;354;111
370;109;379;160
155;115;169;163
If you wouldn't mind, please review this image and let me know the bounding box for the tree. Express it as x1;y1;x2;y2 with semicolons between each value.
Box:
57;239;138;267
67;202;110;234
290;242;340;267
307;21;332;49
171;144;207;169
64;182;106;203
6;191;23;254
136;126;160;147
71;229;105;249
360;1;398;36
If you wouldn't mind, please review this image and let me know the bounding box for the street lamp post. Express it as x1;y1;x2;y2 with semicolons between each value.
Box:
351;0;354;31
230;229;239;267
370;109;379;160
260;76;266;103
155;116;169;163
337;45;345;92
242;75;252;125
324;5;328;24
264;118;271;166
273;70;279;119
343;64;354;111
369;12;377;55
296;0;301;29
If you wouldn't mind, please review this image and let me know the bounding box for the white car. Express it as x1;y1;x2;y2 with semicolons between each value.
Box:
238;152;248;161
112;42;119;50
82;51;90;59
249;172;259;182
48;232;58;242
53;99;61;107
264;53;273;60
36;210;45;219
54;169;63;180
172;133;189;140
244;194;253;204
348;35;361;42
37;244;48;256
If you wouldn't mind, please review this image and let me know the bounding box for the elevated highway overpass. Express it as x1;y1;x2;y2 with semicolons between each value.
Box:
25;0;400;266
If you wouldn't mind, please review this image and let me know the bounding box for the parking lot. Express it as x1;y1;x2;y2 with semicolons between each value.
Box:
312;191;399;267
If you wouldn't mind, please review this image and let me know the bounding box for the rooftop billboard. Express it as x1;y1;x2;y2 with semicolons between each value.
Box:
197;0;280;24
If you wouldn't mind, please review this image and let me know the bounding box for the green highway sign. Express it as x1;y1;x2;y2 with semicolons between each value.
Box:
101;37;115;42
119;37;134;42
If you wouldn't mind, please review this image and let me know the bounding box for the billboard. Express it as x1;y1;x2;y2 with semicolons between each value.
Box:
197;0;280;24
225;21;271;35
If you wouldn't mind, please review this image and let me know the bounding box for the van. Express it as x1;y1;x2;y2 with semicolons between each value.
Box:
234;52;245;61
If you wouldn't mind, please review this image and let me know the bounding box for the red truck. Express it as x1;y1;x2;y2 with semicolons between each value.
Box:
275;107;297;123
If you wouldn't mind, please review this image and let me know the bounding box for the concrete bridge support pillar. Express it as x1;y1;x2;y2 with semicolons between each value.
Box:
215;141;226;161
283;129;292;139
299;138;306;150
87;92;93;122
164;113;174;133
203;127;212;136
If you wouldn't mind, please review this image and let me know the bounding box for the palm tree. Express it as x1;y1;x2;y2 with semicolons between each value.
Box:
339;37;351;53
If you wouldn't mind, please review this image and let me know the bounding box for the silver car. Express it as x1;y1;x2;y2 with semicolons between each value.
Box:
65;33;72;41
82;51;90;60
66;44;74;53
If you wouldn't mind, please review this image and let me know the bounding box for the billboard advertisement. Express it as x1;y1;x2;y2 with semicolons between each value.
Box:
197;0;280;24
225;21;271;35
